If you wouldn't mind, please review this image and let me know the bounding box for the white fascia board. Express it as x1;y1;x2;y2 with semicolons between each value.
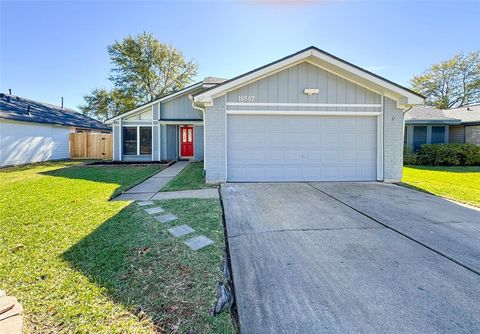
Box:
105;82;203;124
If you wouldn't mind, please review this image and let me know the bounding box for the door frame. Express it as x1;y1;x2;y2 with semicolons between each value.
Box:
179;125;194;158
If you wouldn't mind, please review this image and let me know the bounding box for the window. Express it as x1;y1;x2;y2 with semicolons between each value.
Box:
140;127;152;154
123;127;137;155
413;126;427;150
431;126;446;144
404;126;408;146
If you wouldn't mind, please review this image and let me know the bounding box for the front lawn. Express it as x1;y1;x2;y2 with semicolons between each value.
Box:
0;161;234;333
402;166;480;207
161;162;217;192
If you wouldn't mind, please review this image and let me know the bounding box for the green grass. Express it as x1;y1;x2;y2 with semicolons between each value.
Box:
161;162;217;192
402;166;480;207
0;161;235;333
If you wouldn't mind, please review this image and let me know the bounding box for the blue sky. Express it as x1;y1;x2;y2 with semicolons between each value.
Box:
1;0;479;110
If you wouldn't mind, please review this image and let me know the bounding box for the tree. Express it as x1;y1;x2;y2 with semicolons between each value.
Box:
79;32;198;120
78;88;136;121
108;32;198;104
410;51;480;109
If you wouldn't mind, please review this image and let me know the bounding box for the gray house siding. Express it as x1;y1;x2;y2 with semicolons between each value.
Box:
204;97;226;183
383;97;404;182
112;120;121;161
226;62;381;112
203;61;404;183
194;125;204;161
161;91;203;120
450;125;465;143
165;125;178;160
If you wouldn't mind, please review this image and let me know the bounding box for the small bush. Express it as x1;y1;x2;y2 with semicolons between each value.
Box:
405;144;480;166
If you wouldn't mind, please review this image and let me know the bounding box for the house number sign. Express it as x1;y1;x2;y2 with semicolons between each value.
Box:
238;95;256;102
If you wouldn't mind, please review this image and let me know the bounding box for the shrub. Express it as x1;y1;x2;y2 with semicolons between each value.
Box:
406;144;480;166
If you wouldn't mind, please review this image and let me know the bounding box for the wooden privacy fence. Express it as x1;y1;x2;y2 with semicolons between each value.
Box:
70;132;112;160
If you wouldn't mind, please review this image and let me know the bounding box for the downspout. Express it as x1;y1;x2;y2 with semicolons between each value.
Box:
190;95;207;171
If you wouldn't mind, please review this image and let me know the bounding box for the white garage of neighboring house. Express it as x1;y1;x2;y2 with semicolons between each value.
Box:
0;93;110;167
109;46;425;183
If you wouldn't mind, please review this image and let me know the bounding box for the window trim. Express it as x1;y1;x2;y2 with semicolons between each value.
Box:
123;125;153;156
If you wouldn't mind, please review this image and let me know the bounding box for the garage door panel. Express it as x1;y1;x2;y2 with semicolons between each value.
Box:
227;115;377;182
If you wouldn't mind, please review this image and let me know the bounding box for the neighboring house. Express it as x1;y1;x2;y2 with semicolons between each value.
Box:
0;93;110;167
107;46;424;183
404;104;480;150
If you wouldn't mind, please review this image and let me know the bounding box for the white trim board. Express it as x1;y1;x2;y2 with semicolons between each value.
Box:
226;110;381;116
226;102;382;108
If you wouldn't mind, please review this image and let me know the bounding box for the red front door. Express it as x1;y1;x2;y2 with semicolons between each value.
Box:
180;126;194;157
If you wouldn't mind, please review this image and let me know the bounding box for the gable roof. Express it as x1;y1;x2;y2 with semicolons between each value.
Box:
104;77;227;124
405;104;480;125
193;46;425;107
0;93;110;130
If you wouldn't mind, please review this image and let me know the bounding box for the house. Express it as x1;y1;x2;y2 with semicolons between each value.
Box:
0;93;110;167
107;46;425;182
404;104;480;150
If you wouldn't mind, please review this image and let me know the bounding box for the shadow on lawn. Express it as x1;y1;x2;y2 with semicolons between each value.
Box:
62;203;185;330
62;199;229;333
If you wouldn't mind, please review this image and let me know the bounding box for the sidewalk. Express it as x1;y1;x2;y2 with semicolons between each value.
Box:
113;161;190;201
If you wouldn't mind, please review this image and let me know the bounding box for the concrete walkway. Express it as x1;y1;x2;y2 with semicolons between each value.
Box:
151;188;218;200
113;161;190;201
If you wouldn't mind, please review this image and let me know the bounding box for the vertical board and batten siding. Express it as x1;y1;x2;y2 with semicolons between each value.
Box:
226;62;381;112
160;88;204;120
152;103;160;160
112;121;121;160
449;125;465;144
194;126;204;161
165;125;178;160
0;119;72;167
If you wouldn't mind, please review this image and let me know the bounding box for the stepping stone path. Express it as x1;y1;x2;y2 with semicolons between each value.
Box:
154;214;178;224
136;200;154;207
168;225;195;238
184;235;214;251
0;290;23;334
139;200;214;251
145;207;165;215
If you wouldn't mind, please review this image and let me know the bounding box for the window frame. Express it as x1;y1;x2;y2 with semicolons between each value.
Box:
122;126;152;156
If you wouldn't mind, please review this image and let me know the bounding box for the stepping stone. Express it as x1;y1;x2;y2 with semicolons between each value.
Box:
168;225;194;238
145;207;164;215
136;200;154;207
154;214;177;224
184;235;214;251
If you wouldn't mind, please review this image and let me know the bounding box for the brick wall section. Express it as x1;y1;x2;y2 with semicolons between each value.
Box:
383;97;404;182
205;97;226;183
465;125;480;145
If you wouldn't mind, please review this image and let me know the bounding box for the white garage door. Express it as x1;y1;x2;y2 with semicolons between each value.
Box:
227;115;378;182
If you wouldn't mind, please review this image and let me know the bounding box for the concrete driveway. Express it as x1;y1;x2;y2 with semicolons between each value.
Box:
221;183;480;334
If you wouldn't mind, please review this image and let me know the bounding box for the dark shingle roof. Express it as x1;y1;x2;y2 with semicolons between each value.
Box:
0;93;110;130
405;104;480;125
